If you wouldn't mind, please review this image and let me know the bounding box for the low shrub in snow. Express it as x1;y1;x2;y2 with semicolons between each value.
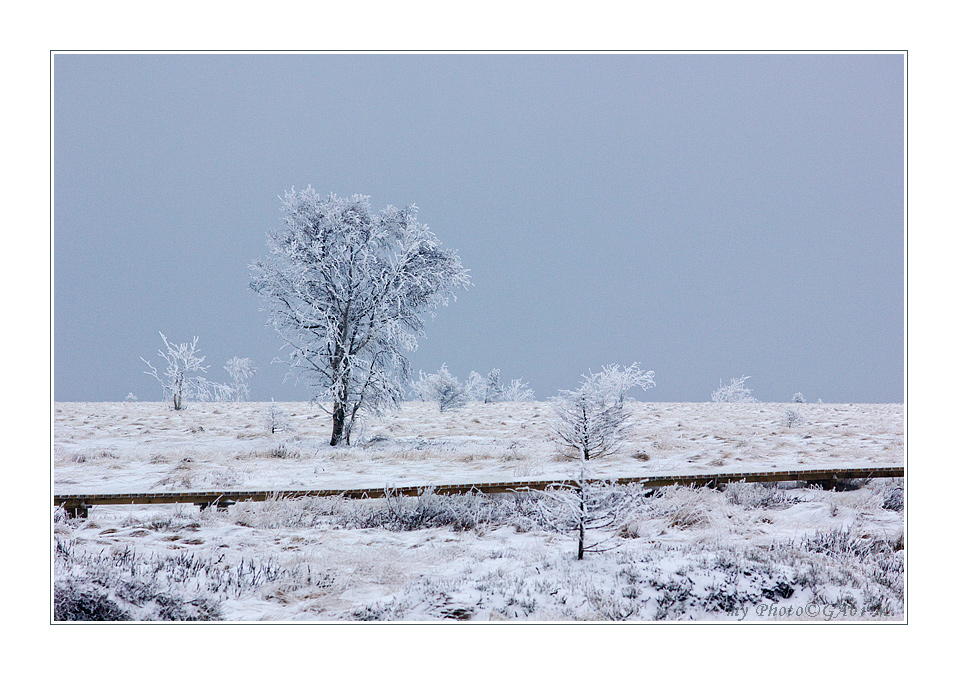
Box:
712;376;758;403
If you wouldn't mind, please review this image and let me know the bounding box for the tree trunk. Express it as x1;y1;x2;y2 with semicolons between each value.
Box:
330;398;346;446
577;484;585;560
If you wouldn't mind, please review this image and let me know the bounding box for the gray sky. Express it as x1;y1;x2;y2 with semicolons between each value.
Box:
54;53;904;403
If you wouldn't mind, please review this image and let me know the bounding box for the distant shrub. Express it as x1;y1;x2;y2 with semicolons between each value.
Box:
411;365;468;412
784;408;806;428
501;378;535;402
711;376;758;403
792;392;806;403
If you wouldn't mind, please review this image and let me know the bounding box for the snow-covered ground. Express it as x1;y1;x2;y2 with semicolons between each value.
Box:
53;401;904;622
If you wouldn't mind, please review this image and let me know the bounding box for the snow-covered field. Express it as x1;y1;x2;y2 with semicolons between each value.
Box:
53;401;905;622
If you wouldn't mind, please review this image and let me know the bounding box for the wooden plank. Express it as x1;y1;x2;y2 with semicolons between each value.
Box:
54;465;903;514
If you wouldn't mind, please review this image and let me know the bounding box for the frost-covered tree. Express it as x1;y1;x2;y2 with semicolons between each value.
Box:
411;364;468;412
224;357;257;402
483;369;502;403
250;189;470;445
501;378;535;402
141;333;210;410
537;473;643;560
712;376;758;403
549;363;654;559
792;392;806;404
263;399;294;434
551;363;655;461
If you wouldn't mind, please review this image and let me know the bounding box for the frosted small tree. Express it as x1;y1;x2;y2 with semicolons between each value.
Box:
712;376;758;403
551;363;655;462
225;357;257;402
263;399;294;434
250;189;470;445
141;333;209;410
412;364;468;412
537;476;643;560
792;392;806;404
549;363;655;559
483;368;502;403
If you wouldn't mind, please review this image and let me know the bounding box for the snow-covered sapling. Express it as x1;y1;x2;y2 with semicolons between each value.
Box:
250;189;470;445
537;470;644;561
549;363;655;559
712;376;758;403
483;369;502;403
141;333;210;410
551;363;655;462
792;392;806;404
263;399;294;434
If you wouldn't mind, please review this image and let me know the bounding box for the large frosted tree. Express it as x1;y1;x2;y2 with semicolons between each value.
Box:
250;189;470;445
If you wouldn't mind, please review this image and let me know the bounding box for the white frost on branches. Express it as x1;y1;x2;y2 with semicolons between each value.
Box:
712;376;758;403
411;364;468;412
249;189;470;445
501;378;535;402
535;471;645;560
263;399;295;434
547;363;654;559
551;363;655;461
483;369;502;403
224;357;257;402
141;333;210;411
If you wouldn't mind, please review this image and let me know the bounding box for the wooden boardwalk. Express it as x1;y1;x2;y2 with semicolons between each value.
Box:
54;465;903;518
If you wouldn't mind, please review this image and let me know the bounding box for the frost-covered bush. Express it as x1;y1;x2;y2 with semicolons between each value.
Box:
712;376;758;403
339;488;544;533
784;408;806;428
723;482;805;510
54;538;222;621
124;392;138;403
501;378;535;402
412;364;468;412
792;392;806;403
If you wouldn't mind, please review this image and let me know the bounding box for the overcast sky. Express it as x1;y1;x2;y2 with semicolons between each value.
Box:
54;53;904;403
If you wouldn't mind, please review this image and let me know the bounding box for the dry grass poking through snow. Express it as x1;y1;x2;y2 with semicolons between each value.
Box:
54;401;903;493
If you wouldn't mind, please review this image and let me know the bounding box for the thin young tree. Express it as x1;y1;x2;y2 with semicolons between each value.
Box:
141;332;210;411
549;362;655;559
250;189;470;445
